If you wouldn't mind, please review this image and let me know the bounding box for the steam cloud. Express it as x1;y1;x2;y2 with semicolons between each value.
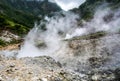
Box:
17;6;120;71
18;12;79;58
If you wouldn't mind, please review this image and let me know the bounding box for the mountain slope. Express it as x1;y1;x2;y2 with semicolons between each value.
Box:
4;0;61;16
72;0;120;20
0;0;61;35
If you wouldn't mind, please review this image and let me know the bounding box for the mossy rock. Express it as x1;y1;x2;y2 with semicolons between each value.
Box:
65;31;106;41
35;40;47;48
0;39;7;46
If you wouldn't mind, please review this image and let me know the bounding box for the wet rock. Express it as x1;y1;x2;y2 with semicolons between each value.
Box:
88;57;105;68
103;13;114;23
35;40;47;48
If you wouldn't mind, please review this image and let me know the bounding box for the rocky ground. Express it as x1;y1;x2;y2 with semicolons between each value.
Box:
0;54;82;81
0;31;120;81
0;53;120;81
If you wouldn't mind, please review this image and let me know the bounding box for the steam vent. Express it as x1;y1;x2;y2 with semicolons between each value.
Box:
0;0;120;81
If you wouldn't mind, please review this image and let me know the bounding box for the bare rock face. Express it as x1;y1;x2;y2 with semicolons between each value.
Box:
0;31;23;51
0;31;20;42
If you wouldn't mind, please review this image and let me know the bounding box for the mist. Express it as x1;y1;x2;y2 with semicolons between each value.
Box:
17;5;120;71
18;12;79;58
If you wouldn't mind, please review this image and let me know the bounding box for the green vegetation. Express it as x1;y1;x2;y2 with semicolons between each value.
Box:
72;0;120;21
73;31;106;40
0;2;38;28
0;0;61;36
65;31;106;41
0;38;22;47
0;0;61;47
72;0;103;20
0;15;29;36
0;0;61;27
0;39;7;46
